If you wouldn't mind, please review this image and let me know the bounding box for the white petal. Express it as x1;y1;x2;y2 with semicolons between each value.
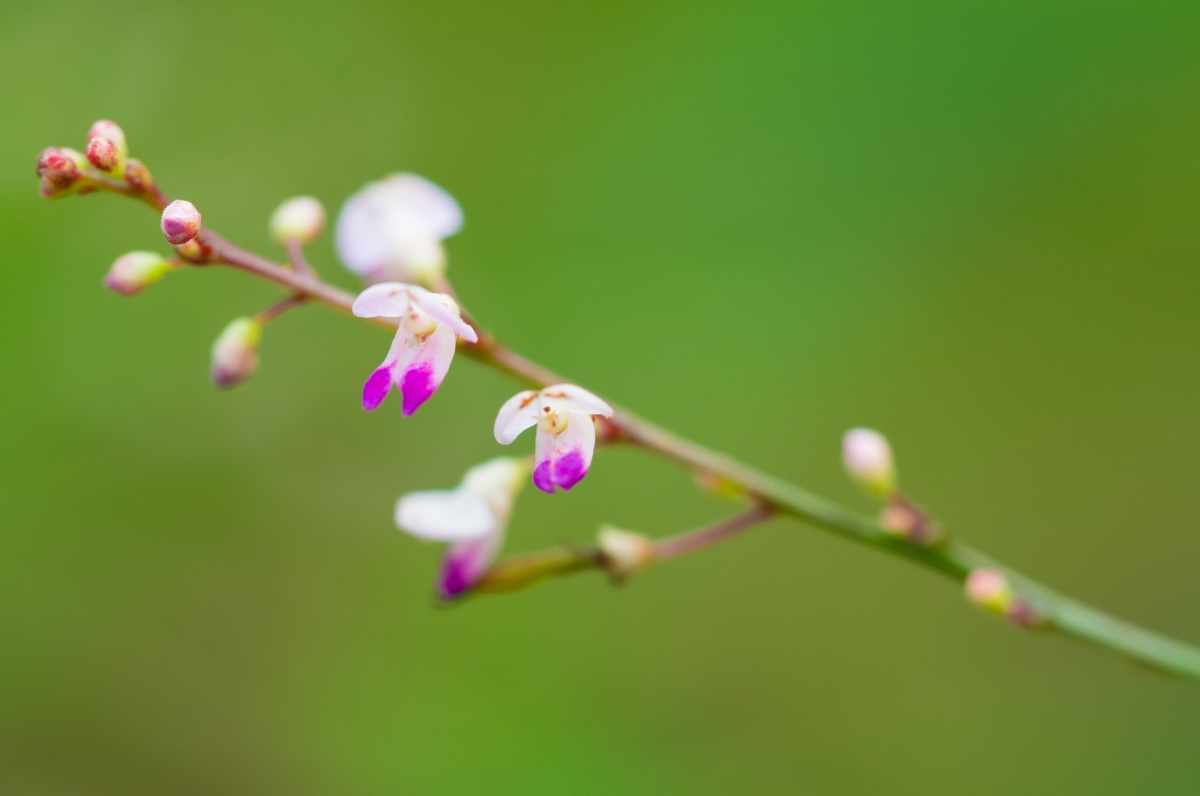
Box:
409;287;478;343
461;457;528;518
378;173;464;239
336;174;462;278
352;283;413;318
494;391;541;444
539;384;614;418
395;486;497;541
393;323;458;416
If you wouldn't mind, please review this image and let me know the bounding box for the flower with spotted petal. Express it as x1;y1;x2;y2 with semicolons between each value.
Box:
352;282;479;416
494;384;614;494
395;457;530;600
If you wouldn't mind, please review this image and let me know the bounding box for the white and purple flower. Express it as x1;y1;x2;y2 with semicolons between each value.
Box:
494;384;614;494
352;282;479;416
335;173;463;285
395;457;530;599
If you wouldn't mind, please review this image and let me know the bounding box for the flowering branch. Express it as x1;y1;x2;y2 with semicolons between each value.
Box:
38;122;1200;680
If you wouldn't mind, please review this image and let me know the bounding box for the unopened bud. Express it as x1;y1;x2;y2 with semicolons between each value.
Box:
842;428;896;498
211;318;262;388
36;147;86;197
104;251;176;296
87;120;128;157
964;569;1013;615
161;200;202;245
270;196;326;245
598;526;656;582
174;238;206;263
85;136;122;174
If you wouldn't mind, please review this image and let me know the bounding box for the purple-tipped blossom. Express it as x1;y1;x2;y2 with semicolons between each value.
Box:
494;384;614;494
842;428;896;498
396;457;530;599
104;251;176;296
352;282;478;416
211;318;262;388
161;200;202;245
270;196;326;245
335;173;462;284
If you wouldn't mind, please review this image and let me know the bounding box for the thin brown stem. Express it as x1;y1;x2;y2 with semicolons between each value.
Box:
654;504;777;560
255;293;307;325
284;237;315;279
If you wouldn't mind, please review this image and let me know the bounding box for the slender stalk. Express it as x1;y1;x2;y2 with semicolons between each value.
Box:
83;185;1200;679
654;504;776;560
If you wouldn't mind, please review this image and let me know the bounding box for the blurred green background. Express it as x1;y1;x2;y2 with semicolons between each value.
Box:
2;1;1200;793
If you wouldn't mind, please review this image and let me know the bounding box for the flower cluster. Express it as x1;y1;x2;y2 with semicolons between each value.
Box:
52;125;624;600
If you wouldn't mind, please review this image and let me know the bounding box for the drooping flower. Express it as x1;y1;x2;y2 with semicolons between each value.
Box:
335;173;463;284
395;457;530;599
351;282;479;416
494;384;614;494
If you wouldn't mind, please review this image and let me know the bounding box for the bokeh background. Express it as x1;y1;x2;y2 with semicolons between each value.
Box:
2;1;1200;793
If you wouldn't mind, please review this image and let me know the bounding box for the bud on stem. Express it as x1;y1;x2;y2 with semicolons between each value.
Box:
270;196;326;246
211;318;262;388
104;252;178;296
598;526;657;582
842;428;897;499
161;200;202;245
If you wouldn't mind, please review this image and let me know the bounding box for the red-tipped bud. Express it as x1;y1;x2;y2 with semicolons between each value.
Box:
87;120;128;157
86;136;119;172
36;147;86;196
104;251;176;296
161;200;202;245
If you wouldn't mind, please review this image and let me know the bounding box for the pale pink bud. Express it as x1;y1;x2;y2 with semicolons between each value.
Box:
964;569;1013;615
211;318;262;388
104;251;175;296
842;428;896;498
85;136;120;172
161;200;202;245
87;120;128;157
598;526;656;582
270;196;326;245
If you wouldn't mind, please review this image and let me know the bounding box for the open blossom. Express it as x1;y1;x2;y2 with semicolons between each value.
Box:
335;173;463;284
352;282;478;416
396;457;529;599
494;384;614;494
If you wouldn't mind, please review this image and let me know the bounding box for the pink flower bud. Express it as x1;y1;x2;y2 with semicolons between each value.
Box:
36;147;86;196
161;200;202;245
104;251;175;296
964;569;1013;615
598;526;656;582
85;136;120;172
842;428;897;498
87;120;127;157
270;196;326;245
211;318;262;388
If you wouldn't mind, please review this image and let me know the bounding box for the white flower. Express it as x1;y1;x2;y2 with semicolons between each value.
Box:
395;458;529;599
335;173;463;284
494;384;614;494
352;282;479;416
